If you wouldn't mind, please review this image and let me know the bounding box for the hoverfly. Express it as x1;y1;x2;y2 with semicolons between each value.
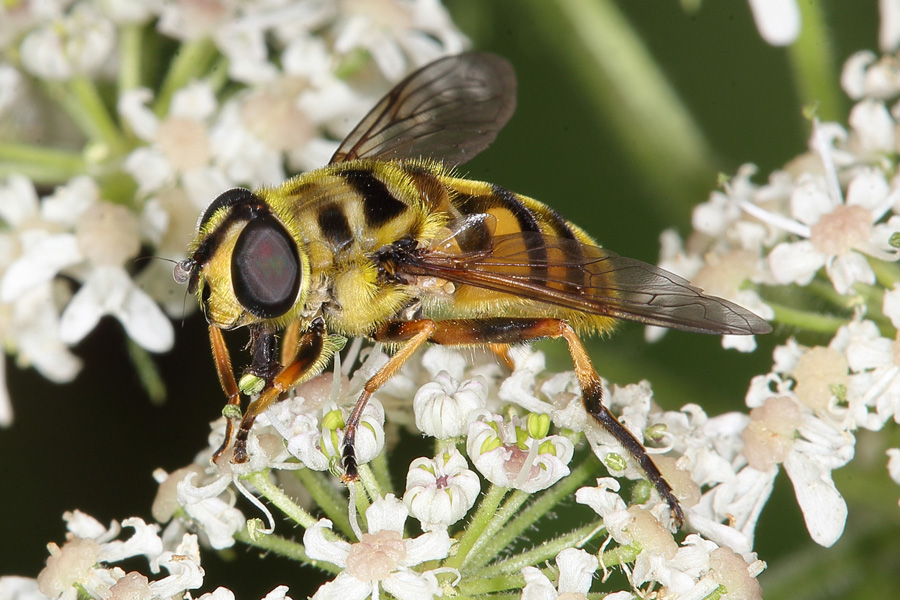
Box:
175;53;771;528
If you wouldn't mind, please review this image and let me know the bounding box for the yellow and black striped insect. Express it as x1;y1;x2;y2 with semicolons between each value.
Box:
175;53;771;528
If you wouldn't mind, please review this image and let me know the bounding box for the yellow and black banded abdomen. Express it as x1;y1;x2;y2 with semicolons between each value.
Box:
424;176;620;336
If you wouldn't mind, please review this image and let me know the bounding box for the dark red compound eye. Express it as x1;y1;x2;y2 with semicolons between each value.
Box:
231;213;300;319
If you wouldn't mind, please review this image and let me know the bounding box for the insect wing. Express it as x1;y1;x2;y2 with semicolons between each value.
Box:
330;53;516;166
404;227;772;336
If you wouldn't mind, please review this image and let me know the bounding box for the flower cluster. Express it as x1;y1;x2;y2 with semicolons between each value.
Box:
7;1;900;600
0;0;466;424
644;25;900;549
24;341;761;600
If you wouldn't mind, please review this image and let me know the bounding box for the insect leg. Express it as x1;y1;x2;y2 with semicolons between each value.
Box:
365;317;684;528
209;325;241;463
341;319;436;481
230;317;333;464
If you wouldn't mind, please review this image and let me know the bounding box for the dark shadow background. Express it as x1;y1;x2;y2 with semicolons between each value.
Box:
3;2;898;599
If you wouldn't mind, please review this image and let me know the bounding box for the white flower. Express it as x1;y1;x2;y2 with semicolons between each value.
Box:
841;50;900;100
467;412;573;492
498;346;556;413
747;0;800;46
887;447;900;484
745;341;857;547
782;414;852;547
766;155;900;295
648;193;774;352
148;534;205;598
119;82;231;205
0;176;173;353
34;510;204;600
520;547;597;600
176;472;246;550
403;449;480;531
413;372;487;438
304;494;452;600
331;0;467;81
287;399;385;472
0;576;45;600
19;4;116;80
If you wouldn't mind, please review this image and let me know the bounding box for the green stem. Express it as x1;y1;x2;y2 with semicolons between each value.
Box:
870;258;900;290
126;338;166;405
68;76;128;156
787;1;844;122
767;300;848;334
118;24;144;94
475;522;603;578
601;542;640;568
460;489;530;569
244;470;318;529
457;573;526;596
154;37;219;117
369;446;394;497
357;463;383;501
804;279;855;309
352;480;372;530
443;484;508;570
465;452;600;571
233;529;342;574
522;0;716;223
294;468;354;539
0;143;85;183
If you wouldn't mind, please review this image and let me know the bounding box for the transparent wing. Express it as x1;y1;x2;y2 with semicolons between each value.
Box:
330;53;516;166
402;225;772;335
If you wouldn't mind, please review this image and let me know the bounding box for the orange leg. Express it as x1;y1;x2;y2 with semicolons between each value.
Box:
343;317;683;528
209;317;337;464
209;325;241;463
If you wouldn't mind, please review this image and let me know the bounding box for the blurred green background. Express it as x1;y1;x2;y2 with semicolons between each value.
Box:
3;1;899;599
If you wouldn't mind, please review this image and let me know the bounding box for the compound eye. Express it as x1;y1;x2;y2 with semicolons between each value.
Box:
231;214;300;319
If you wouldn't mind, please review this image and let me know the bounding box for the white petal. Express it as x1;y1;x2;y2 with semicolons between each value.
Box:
399;531;451;567
199;587;236;600
100;518;163;563
0;175;39;226
262;585;292;600
849;100;895;155
0;233;82;302
883;285;900;328
881;0;900;51
886;448;900;484
310;574;372;600
826;252;875;295
170;81;217;121
841;51;877;100
117;88;158;140
115;277;175;352
722;333;757;352
790;178;834;224
783;449;848;547
0;577;44;600
59;267;174;351
0;355;10;427
556;547;598;594
149;535;204;597
59;279;106;345
303;520;350;567
768;241;825;286
365;494;408;535
382;570;441;600
748;0;800;46
845;168;890;211
520;566;557;600
124;147;174;194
